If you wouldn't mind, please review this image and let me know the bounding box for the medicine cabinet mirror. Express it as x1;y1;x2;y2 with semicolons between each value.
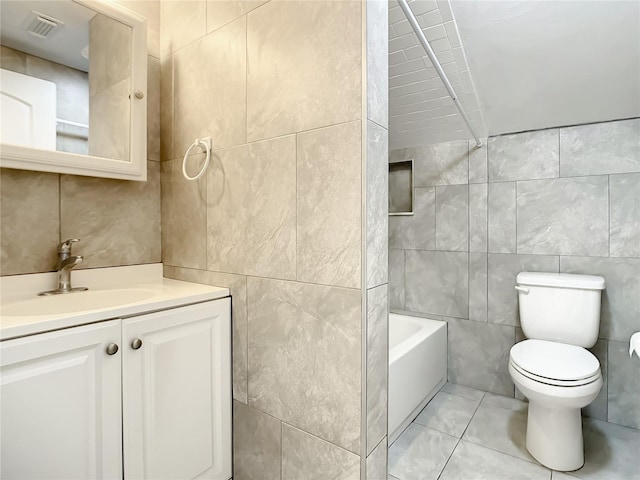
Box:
0;0;147;180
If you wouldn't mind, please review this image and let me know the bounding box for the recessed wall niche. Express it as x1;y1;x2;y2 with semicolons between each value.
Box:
389;159;413;215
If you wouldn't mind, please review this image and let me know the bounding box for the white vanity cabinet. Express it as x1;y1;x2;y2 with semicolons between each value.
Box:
122;300;232;480
0;320;123;479
0;298;232;480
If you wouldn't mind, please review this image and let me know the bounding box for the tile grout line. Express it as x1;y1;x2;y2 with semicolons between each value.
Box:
245;274;249;407
608;174;611;257
435;386;486;480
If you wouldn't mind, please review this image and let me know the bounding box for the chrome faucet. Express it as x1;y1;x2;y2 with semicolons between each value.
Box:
38;239;88;296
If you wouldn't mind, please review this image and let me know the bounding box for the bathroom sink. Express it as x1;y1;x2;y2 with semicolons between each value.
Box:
1;288;156;317
0;264;230;340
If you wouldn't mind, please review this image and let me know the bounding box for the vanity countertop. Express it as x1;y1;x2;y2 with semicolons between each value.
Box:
0;264;229;341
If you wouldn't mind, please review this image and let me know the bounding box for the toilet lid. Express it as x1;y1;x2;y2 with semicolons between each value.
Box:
510;339;600;382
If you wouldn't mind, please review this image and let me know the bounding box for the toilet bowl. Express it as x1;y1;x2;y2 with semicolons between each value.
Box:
509;272;605;472
509;339;602;471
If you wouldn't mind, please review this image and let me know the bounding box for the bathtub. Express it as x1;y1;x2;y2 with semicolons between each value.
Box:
388;313;447;443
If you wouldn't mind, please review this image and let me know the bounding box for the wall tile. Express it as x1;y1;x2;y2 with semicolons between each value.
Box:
469;253;487;322
488;182;516;253
469;140;488;184
147;56;161;161
514;327;527;400
410;140;468;187
297;122;361;288
366;437;387;480
162;266;248;403
246;0;361;141
233;401;281;480
517;176;609;256
389;187;435;250
247;277;361;453
159;55;173;160
366;0;389;128
206;0;267;34
60;162;160;269
487;253;559;327
173;16;246;158
608;340;640;429
448;318;515;396
0;169;59;275
367;121;389;288
560;256;640;342
160;0;206;57
161;158;207;269
405;250;468;318
282;424;360;480
583;338;608;422
488;129;559;182
389;148;409;163
367;284;388;455
207;136;296;279
560;119;640;177
610;173;640;258
389;249;405;310
115;0;160;58
0;45;26;73
436;184;468;251
469;183;487;252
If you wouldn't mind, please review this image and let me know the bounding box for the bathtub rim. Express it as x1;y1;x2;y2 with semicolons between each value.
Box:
389;312;447;365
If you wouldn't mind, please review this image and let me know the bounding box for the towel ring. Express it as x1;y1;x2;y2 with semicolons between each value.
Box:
182;137;212;181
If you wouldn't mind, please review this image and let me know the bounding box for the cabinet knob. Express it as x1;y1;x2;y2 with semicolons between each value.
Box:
134;90;144;99
106;343;119;355
131;338;143;350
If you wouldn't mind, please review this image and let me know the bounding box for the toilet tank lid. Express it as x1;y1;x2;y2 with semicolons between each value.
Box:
516;272;605;290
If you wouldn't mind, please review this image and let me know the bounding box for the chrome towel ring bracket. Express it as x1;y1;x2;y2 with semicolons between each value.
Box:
182;137;212;181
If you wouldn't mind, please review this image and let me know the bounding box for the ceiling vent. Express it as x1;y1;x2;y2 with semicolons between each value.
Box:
25;11;64;39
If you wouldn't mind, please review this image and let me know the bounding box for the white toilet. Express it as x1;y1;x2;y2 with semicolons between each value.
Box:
509;272;605;472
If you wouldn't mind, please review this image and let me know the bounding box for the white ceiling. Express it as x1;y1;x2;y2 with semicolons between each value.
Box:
1;1;95;72
451;0;640;136
388;0;488;150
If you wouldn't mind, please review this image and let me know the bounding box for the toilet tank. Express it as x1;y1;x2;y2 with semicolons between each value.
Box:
516;272;605;348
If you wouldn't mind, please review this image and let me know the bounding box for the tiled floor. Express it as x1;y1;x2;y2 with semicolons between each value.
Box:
388;383;640;480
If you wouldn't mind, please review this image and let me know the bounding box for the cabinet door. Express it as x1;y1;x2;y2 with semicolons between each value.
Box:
0;320;122;480
123;299;232;480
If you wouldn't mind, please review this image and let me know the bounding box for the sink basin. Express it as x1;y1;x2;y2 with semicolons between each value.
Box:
1;289;156;317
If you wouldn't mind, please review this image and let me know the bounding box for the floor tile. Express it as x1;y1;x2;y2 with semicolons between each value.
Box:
551;472;577;479
481;392;528;413
441;382;486;401
569;419;640;480
388;424;458;480
462;402;534;462
414;391;481;438
439;441;551;480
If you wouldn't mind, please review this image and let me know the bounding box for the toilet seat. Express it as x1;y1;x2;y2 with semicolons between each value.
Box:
510;339;600;387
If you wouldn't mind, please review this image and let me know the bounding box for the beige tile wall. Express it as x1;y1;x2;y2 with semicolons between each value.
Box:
0;0;161;276
1;1;389;476
160;0;388;477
